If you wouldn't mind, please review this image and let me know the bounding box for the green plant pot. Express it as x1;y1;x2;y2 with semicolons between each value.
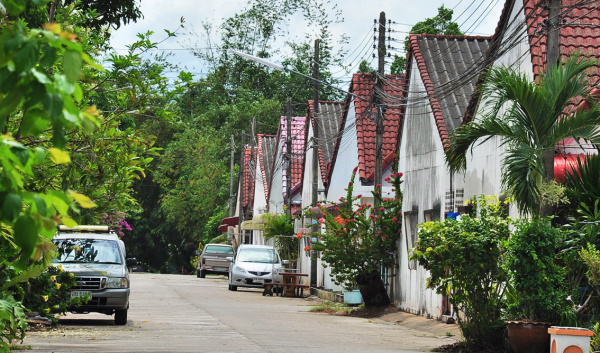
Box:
343;290;362;305
507;321;550;353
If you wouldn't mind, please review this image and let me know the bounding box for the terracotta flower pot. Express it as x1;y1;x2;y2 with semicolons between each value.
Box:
507;321;551;353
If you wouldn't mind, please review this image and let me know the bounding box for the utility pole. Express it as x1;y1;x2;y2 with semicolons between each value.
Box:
374;11;386;207
229;135;235;217
238;131;246;243
310;39;320;288
285;99;292;217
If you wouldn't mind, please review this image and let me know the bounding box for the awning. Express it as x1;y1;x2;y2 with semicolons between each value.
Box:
240;213;270;231
217;216;239;232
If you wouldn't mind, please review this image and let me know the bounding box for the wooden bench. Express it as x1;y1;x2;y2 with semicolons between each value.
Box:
263;283;310;297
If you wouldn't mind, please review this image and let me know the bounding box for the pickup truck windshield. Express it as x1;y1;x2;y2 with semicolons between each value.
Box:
205;245;234;254
53;239;122;264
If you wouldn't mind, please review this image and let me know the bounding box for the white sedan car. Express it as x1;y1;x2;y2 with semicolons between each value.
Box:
227;245;287;291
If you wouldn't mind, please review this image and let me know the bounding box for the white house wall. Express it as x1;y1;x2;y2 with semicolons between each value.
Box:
397;57;445;318
463;1;533;203
299;123;326;287
269;143;285;214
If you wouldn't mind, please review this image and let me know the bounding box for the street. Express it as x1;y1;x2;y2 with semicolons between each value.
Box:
21;273;458;352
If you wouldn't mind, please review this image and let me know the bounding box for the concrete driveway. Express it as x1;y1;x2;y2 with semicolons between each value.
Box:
20;273;459;352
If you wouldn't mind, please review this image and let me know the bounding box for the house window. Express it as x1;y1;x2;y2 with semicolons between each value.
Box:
404;211;418;270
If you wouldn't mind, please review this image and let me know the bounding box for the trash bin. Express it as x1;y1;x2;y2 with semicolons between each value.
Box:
548;326;593;353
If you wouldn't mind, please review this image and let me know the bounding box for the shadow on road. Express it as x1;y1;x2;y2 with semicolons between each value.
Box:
58;318;116;326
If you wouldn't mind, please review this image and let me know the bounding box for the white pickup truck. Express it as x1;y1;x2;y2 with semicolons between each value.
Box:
196;244;234;278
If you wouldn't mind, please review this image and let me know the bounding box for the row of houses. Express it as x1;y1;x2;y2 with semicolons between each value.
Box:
219;0;600;319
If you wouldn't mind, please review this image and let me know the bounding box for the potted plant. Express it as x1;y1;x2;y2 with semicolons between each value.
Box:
504;217;571;353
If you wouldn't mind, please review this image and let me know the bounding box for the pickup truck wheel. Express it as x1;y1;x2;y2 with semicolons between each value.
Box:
199;270;206;278
114;309;127;325
196;270;201;278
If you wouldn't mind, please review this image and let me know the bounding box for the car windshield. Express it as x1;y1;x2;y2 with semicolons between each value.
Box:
237;248;279;263
205;245;234;255
52;238;122;264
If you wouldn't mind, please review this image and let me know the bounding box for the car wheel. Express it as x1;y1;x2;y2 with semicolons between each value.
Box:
199;270;206;278
114;309;127;325
228;284;237;291
196;270;201;278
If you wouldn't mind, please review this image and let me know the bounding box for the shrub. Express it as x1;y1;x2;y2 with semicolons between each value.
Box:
19;265;89;324
505;217;570;324
412;196;511;349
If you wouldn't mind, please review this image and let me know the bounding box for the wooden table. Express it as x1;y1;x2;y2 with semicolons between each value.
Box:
279;272;309;297
263;273;309;297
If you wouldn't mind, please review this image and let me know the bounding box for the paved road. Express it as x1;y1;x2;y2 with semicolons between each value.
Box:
21;273;457;352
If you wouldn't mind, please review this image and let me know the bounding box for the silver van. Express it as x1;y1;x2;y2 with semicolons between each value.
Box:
52;226;137;325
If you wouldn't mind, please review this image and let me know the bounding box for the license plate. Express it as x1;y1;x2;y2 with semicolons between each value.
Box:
252;277;264;283
71;290;91;299
214;267;228;272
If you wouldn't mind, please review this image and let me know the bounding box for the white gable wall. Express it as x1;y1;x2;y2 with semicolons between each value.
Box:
397;57;446;318
299;122;326;286
463;2;533;203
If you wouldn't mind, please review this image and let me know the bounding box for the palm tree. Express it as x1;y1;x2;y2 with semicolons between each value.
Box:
446;56;600;217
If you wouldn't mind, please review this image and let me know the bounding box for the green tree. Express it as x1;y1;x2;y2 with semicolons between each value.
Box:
357;60;373;74
404;5;463;51
446;56;600;217
389;55;406;75
17;0;142;30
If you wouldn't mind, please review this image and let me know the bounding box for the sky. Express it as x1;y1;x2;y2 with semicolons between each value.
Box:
110;0;505;81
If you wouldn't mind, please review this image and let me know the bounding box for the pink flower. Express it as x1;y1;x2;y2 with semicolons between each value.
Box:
357;194;362;198
376;184;381;188
318;217;325;224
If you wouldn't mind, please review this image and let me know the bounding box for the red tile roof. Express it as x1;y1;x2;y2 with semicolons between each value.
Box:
257;134;276;203
348;73;404;183
277;116;307;198
464;0;600;123
524;0;600;83
241;147;256;209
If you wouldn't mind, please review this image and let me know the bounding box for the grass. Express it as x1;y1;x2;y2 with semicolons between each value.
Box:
10;345;32;350
308;300;359;314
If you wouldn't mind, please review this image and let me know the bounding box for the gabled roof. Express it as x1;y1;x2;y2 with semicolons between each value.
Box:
257;134;276;203
307;100;345;187
275;116;307;198
348;73;405;183
241;146;256;209
407;34;492;148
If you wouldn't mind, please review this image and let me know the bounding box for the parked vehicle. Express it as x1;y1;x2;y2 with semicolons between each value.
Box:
227;244;287;291
197;244;234;278
52;225;137;325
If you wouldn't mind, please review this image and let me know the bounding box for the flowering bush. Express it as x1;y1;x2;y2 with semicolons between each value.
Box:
307;168;403;294
19;265;89;324
412;196;511;349
101;211;133;237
